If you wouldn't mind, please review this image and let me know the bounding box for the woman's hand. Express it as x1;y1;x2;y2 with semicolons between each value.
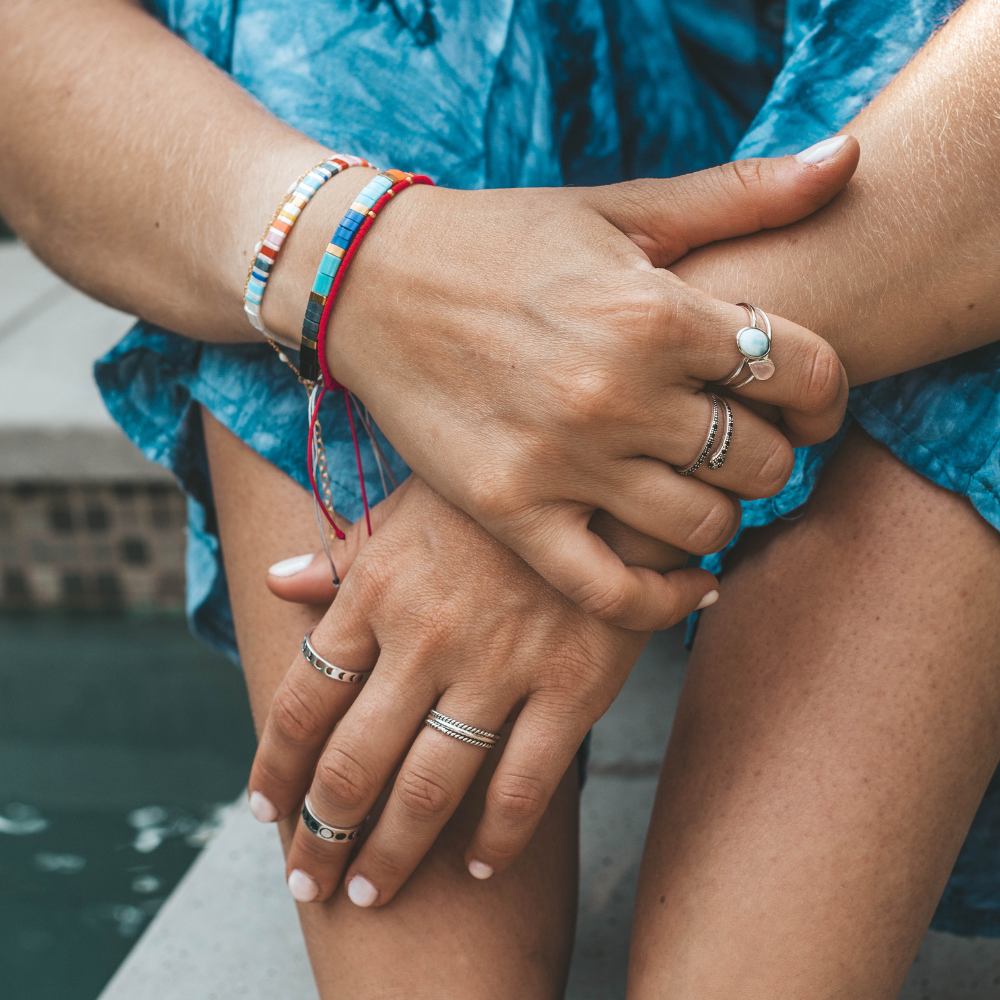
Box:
316;144;858;630
248;476;698;906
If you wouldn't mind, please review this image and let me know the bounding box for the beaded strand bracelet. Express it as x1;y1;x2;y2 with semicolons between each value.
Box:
243;152;369;350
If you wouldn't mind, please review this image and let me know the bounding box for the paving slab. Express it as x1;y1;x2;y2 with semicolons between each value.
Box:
0;243;168;481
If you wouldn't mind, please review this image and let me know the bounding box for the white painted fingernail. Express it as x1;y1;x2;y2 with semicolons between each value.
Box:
794;135;849;165
696;590;719;610
248;791;278;823
268;554;315;577
347;874;379;907
468;860;494;880
288;869;320;903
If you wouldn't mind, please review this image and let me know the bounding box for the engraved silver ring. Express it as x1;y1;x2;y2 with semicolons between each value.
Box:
301;796;365;843
301;628;372;684
424;710;500;751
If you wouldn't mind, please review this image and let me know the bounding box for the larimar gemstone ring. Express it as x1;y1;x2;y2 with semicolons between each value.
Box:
717;303;774;389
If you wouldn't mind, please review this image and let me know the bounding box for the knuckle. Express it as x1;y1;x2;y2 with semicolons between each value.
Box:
269;682;327;750
572;577;635;622
682;495;738;554
748;437;795;499
488;771;549;825
551;361;623;426
802;343;845;411
359;838;407;882
394;765;454;822
315;744;376;812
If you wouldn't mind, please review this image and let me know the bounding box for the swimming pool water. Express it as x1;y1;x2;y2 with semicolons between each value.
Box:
0;613;256;1000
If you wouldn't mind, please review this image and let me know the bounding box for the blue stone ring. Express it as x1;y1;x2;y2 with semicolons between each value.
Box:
717;303;774;390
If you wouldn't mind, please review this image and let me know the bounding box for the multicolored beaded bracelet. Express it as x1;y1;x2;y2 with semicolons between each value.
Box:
304;169;434;543
299;168;419;383
243;153;369;347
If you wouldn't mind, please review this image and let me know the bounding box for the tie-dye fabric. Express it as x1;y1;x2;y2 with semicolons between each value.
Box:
96;0;1000;935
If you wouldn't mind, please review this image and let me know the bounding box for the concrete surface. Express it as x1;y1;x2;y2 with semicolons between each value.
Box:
96;628;1000;999
0;242;170;481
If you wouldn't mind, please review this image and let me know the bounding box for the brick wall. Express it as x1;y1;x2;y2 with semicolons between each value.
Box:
0;482;186;611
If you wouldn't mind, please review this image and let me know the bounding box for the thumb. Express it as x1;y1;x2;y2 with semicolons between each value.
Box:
266;477;415;604
592;135;860;267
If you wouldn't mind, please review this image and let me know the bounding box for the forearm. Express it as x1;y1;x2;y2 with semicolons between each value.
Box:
0;0;371;343
673;0;1000;386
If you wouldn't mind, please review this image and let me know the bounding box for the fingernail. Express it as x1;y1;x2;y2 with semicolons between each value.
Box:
468;860;494;880
268;553;314;578
794;135;849;165
248;791;278;823
347;874;379;907
696;590;719;610
287;869;320;903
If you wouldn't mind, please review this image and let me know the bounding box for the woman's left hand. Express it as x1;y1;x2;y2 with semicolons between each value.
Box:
248;476;696;906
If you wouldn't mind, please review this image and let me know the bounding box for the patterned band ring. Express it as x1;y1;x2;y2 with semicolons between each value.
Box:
717;302;775;389
301;796;365;843
424;709;500;750
301;628;372;684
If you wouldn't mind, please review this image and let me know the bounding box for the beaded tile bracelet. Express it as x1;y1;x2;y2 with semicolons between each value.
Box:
243;153;370;346
299;168;421;382
304;169;434;544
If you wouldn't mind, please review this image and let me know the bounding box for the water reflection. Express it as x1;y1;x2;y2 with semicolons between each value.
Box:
0;612;256;999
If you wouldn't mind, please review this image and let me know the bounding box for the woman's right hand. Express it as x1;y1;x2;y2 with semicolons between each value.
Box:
314;141;858;630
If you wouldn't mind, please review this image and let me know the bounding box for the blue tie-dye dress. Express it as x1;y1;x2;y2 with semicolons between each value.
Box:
95;0;1000;935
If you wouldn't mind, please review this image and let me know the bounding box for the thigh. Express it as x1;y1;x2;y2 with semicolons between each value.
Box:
628;424;1000;999
202;408;579;1000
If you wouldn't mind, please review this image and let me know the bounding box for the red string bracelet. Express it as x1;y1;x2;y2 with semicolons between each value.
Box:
312;173;434;538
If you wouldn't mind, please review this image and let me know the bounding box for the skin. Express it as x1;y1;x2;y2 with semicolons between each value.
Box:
0;0;858;630
213;412;1000;1000
3;0;1000;994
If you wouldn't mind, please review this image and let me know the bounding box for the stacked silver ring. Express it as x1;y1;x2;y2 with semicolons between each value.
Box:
424;709;500;750
675;393;733;475
302;796;366;842
717;302;775;389
302;628;372;685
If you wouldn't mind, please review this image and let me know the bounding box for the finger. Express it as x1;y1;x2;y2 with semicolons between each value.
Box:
591;136;860;266
266;550;340;605
247;589;379;824
506;506;719;629
265;477;417;606
590;456;743;556
284;655;436;902
658;290;848;447
669;393;797;502
464;696;591;877
587;509;688;573
341;692;508;907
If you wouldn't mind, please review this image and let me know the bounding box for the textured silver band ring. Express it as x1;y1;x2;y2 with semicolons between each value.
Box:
717;302;775;389
301;628;371;684
675;394;720;476
707;395;733;471
424;709;500;750
301;796;365;843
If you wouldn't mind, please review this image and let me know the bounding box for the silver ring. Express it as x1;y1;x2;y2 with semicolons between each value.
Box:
301;796;365;842
424;709;500;750
675;394;720;476
717;303;775;388
707;395;733;471
301;628;371;684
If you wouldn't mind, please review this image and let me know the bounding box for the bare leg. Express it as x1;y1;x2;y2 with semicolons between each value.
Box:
629;425;1000;998
202;409;579;1000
